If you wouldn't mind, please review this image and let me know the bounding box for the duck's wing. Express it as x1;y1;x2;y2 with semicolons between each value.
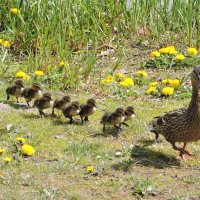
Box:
149;108;187;133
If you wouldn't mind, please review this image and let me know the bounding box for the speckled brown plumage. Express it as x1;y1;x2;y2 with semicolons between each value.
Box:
101;107;125;132
79;98;97;123
6;79;24;103
149;66;200;159
33;92;53;116
52;95;71;115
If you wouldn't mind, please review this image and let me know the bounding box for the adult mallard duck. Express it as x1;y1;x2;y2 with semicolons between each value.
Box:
149;66;200;159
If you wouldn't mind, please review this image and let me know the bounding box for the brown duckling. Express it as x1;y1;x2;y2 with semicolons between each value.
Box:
79;98;97;123
33;92;53;116
21;83;42;108
101;107;125;132
52;95;71;116
6;79;24;103
149;65;200;160
122;106;136;126
62;101;80;124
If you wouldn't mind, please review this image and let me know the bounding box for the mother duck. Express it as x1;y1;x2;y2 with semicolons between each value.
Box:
149;66;200;159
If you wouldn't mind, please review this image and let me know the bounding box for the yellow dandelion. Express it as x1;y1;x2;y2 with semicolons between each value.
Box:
105;75;114;83
166;46;175;51
168;49;178;55
146;86;156;95
162;79;172;84
59;60;66;67
34;70;44;76
16;71;26;78
87;165;94;172
150;51;160;58
159;48;169;54
0;148;5;154
0;39;3;45
187;47;198;56
176;54;185;61
22;74;31;81
119;81;130;88
2;40;11;48
162;87;174;96
21;144;35;156
115;73;125;78
10;8;20;15
101;79;107;85
149;81;158;87
4;157;12;162
170;79;180;88
135;70;148;78
15;137;26;143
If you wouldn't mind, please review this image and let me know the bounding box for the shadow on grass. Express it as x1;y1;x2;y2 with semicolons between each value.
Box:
2;100;28;110
89;127;122;138
112;145;180;171
52;118;84;126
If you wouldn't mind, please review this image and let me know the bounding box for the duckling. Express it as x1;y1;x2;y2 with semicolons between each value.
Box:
52;95;71;116
62;101;80;124
101;107;125;132
6;79;24;103
79;98;97;123
33;92;53;116
21;83;42;108
121;106;136;127
149;66;200;160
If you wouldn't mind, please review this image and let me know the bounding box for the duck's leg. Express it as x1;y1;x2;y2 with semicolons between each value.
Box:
171;142;187;159
182;143;194;156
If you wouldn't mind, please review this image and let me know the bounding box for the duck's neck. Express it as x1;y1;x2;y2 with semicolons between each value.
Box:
188;88;200;115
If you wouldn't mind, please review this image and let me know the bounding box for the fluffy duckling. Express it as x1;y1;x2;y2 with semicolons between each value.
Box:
33;92;53;116
6;79;24;103
79;98;97;123
101;107;125;132
122;106;136;126
21;83;42;108
52;95;71;116
149;65;200;160
62;101;80;124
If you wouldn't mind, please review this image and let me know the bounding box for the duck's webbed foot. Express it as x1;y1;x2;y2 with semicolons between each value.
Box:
182;143;194;157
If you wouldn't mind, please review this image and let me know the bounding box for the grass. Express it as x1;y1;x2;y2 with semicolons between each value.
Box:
1;0;200;199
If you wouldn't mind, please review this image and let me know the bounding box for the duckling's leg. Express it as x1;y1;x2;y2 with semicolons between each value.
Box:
103;123;106;132
80;116;84;123
69;116;74;124
121;122;129;127
7;94;10;101
39;110;46;117
84;116;89;122
114;125;122;131
155;133;160;143
16;97;19;103
26;100;31;108
52;106;55;115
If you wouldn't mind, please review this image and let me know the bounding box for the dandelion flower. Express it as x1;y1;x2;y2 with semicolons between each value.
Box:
2;40;11;48
187;47;198;56
4;157;12;162
176;54;185;61
0;39;3;45
0;148;5;154
166;46;175;51
15;137;26;143
23;74;31;81
101;79;107;85
150;51;160;58
162;87;174;96
16;71;26;78
159;48;169;54
146;86;156;95
168;49;178;55
115;73;125;78
34;70;44;76
149;81;158;87
170;79;180;88
105;75;114;83
87;165;94;172
59;60;66;67
10;8;20;15
162;79;172;85
21;144;35;156
135;70;148;78
119;77;134;88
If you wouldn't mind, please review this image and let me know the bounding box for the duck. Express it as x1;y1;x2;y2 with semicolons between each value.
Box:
33;92;53;116
6;79;24;103
52;95;71;116
122;106;136;126
62;101;80;124
79;98;97;123
101;107;125;132
21;83;42;108
149;66;200;159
